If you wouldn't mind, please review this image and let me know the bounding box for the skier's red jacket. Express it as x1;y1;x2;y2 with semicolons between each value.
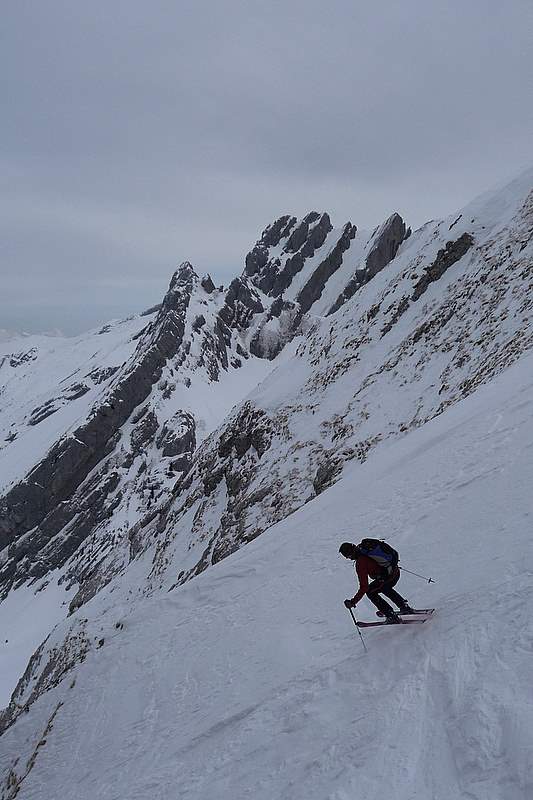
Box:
352;555;397;604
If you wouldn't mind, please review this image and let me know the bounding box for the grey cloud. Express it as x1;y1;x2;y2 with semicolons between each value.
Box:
2;0;532;333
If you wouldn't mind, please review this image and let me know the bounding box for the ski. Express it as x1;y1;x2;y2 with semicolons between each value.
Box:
376;608;435;617
357;618;427;628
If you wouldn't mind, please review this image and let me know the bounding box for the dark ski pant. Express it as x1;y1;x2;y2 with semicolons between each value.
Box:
366;570;407;617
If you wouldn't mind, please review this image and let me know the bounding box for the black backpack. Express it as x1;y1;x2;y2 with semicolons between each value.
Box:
358;538;399;575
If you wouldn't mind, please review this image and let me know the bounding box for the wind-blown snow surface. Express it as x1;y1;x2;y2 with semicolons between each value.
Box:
2;351;532;800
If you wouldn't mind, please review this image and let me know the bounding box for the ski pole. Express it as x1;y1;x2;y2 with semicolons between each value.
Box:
399;566;435;583
346;606;367;653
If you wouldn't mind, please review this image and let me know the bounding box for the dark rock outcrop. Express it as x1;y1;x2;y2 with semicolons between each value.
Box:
131;410;159;454
87;366;119;384
412;233;474;301
297;222;357;314
244;215;297;287
270;213;333;297
245;212;334;298
328;213;407;314
218;277;264;330
365;214;408;279
313;459;343;495
218;403;273;460
156;411;196;467
192;314;206;332
0;347;38;370
200;274;216;293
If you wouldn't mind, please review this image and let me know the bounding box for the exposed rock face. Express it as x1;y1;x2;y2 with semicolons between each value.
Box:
0;347;37;370
200;274;216;293
192;314;206;332
366;214;409;279
196;317;230;381
244;212;335;298
240;212;365;356
269;213;334;297
244;215;296;281
156;412;196;465
218;277;264;330
131;410;159;453
328;213;408;314
28;383;91;427
148;402;279;589
296;222;357;314
313;459;343;495
378;232;474;335
412;233;474;300
217;403;273;460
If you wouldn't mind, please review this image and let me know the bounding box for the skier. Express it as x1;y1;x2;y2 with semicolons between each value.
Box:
339;540;414;624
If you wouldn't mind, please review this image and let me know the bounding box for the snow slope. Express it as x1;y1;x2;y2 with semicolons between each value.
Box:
2;349;532;800
0;315;155;491
0;575;75;711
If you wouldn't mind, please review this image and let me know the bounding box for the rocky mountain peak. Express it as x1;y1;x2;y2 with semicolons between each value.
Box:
244;211;335;298
328;211;408;314
200;274;216;293
160;262;198;313
258;215;297;248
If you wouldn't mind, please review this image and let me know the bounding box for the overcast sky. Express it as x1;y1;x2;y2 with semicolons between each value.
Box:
2;1;532;335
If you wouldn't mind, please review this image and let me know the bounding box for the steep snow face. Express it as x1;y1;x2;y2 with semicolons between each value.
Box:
1;349;532;800
147;170;533;590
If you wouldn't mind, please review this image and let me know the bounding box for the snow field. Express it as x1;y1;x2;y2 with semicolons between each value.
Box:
3;350;533;800
0;575;75;709
0;315;154;492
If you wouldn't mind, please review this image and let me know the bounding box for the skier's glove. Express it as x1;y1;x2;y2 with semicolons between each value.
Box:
344;598;357;609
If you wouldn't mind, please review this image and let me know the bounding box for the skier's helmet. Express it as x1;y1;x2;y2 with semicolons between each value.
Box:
339;542;359;559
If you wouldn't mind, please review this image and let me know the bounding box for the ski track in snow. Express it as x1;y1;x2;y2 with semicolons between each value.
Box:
2;352;533;800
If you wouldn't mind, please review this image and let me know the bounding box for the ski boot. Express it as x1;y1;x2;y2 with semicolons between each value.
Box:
398;604;416;615
385;612;402;624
